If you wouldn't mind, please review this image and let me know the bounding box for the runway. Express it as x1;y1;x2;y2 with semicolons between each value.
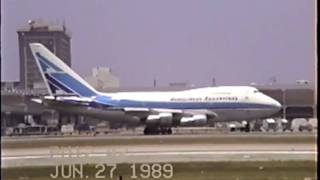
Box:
2;134;317;168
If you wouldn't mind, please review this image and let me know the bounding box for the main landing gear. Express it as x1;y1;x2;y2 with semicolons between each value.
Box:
240;122;250;132
143;126;172;135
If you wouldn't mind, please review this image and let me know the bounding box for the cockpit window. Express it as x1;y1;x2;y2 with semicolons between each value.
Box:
254;90;259;93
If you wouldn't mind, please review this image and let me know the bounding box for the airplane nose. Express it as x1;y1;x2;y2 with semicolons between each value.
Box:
260;93;282;113
271;99;282;110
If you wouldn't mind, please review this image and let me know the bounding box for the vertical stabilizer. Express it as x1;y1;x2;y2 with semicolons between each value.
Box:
29;43;98;97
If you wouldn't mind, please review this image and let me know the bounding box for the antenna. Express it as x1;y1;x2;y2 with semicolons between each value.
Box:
269;76;277;85
212;77;216;86
153;79;157;88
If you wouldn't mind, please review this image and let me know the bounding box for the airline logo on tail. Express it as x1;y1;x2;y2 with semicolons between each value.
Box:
29;43;98;97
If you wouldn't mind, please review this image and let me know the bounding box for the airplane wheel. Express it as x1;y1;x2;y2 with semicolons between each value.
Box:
160;128;167;134
144;127;160;135
143;127;150;135
144;127;172;135
245;123;250;132
154;127;161;135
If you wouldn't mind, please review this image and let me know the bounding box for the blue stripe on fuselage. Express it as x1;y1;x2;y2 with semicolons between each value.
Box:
91;96;276;110
118;101;275;109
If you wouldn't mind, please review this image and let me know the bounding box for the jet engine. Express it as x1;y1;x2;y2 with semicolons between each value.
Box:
180;114;207;126
145;113;173;126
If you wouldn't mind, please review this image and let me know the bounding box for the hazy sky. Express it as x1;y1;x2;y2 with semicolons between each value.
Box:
1;0;316;87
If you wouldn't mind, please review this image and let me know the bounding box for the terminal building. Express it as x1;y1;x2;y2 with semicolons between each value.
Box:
84;67;120;90
258;85;315;119
17;20;71;90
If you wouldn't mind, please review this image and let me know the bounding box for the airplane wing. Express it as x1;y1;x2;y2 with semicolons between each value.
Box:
121;107;218;125
121;107;216;118
32;96;115;107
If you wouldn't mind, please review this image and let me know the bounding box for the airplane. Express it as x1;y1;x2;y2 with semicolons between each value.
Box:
29;43;282;135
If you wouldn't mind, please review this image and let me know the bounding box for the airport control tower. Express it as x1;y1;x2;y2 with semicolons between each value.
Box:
17;20;71;90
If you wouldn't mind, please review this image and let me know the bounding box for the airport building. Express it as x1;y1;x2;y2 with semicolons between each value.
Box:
17;20;71;90
84;67;120;90
256;84;315;119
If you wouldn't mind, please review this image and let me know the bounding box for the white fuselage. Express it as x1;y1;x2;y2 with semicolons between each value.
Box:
99;86;281;122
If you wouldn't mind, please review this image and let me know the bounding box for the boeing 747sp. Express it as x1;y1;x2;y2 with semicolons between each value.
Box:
30;43;281;135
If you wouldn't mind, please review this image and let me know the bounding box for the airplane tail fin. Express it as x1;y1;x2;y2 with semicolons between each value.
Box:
29;43;99;97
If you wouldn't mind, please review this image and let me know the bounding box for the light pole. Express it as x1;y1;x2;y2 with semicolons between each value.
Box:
282;89;286;119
